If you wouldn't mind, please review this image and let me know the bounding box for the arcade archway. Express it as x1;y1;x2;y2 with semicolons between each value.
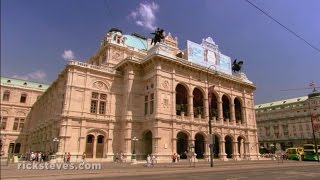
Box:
177;132;189;159
225;135;233;158
195;133;205;159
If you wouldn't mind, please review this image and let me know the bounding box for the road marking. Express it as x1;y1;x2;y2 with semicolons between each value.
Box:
226;177;248;180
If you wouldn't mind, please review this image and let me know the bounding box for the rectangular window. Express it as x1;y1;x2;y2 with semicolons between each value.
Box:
19;119;25;131
150;93;154;114
99;101;106;114
100;94;107;100
2;91;10;101
90;100;97;113
92;92;99;99
0;117;7;130
145;95;148;115
13;118;19;131
20;94;27;103
90;92;107;114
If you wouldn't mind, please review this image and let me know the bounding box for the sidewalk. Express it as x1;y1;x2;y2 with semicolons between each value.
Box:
1;160;317;180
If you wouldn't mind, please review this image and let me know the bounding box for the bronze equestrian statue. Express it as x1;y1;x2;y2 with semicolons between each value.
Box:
151;28;165;45
232;59;243;73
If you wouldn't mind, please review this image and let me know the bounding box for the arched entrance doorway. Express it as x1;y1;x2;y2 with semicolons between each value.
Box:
176;84;188;116
177;132;188;159
195;133;205;159
213;135;220;158
85;135;94;158
96;135;104;158
143;130;152;158
225;135;233;158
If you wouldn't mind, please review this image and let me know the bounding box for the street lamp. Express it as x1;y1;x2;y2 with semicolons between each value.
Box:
189;143;195;168
53;137;59;153
131;136;139;164
207;64;217;167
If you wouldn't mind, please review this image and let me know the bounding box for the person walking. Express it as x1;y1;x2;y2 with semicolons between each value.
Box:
146;154;151;167
67;152;71;163
81;152;86;163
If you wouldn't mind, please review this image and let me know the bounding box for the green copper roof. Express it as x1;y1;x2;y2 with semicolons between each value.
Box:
1;76;50;91
255;96;308;109
123;35;148;51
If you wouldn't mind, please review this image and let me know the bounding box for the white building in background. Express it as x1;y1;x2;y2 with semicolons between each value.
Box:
11;28;258;162
255;91;320;152
0;77;49;156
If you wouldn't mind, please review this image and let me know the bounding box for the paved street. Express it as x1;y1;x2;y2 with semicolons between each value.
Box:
1;160;320;180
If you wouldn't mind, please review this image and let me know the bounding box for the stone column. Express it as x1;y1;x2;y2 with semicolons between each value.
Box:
244;142;250;160
230;103;236;125
233;141;240;160
172;138;177;154
240;139;244;159
218;100;223;123
219;140;227;161
93;136;97;159
204;98;209;119
106;123;114;162
188;95;194;118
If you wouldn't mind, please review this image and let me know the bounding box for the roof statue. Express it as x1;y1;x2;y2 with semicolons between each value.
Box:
232;59;243;73
151;28;165;46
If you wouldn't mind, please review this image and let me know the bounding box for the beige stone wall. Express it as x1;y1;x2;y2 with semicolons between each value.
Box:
0;81;46;156
24;36;258;162
256;96;320;150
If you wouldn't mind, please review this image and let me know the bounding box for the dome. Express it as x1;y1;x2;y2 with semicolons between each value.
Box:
123;35;148;51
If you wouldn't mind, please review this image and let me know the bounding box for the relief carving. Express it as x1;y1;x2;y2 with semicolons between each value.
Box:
162;80;169;89
92;81;110;90
17;111;26;116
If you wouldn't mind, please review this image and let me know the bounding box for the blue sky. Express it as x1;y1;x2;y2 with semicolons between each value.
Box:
1;0;320;104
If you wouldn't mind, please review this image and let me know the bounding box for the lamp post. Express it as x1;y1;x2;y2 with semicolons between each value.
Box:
131;136;139;164
189;143;195;168
207;65;217;167
53;137;59;153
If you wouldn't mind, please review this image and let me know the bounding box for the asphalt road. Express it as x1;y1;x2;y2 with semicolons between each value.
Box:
76;165;320;180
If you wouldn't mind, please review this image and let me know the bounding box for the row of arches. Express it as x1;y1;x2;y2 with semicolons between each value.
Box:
176;84;243;123
84;130;247;160
176;131;246;159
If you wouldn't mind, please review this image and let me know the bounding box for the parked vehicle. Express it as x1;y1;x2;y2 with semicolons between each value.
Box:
286;147;304;160
303;144;320;161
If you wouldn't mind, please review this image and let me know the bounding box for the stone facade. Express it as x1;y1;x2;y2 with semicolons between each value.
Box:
255;93;320;152
0;77;49;156
24;29;258;162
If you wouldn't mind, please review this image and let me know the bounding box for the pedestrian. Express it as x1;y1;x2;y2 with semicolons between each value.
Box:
63;152;66;163
82;152;86;163
146;154;151;167
67;152;71;163
172;153;177;163
177;154;180;162
151;155;156;167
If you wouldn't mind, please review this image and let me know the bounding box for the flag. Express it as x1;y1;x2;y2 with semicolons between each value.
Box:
311;113;319;132
309;81;315;87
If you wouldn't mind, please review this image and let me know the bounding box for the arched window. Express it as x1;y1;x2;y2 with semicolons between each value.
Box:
2;91;10;101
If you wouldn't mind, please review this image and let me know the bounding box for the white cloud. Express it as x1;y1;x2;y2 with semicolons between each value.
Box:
62;50;75;61
13;70;47;82
129;2;159;31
